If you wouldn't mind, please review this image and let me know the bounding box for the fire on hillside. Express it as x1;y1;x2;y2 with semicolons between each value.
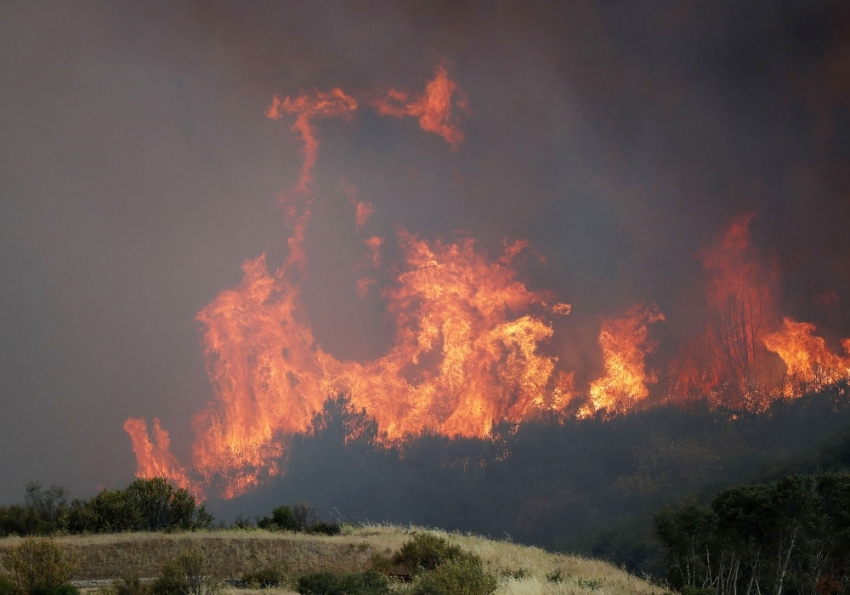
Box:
124;67;850;500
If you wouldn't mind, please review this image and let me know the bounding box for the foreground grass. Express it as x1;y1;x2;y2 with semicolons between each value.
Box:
0;525;666;595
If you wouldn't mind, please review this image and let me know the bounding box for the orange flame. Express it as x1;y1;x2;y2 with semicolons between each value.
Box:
699;214;780;391
373;64;469;150
667;214;782;409
763;317;850;396
123;418;199;496
177;232;570;497
585;304;665;416
124;67;850;499
124;67;579;496
267;89;357;195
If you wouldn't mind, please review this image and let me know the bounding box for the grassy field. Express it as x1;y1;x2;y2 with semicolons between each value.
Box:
0;525;666;595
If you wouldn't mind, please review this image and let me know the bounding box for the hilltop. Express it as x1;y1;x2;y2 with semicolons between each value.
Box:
0;525;664;595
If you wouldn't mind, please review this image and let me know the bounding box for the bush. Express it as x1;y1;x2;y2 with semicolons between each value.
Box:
42;586;80;595
5;538;79;595
112;574;152;595
257;505;297;531
296;570;390;595
150;549;220;595
308;521;341;536
292;503;318;532
241;564;288;588
412;557;498;595
392;534;464;576
0;576;16;595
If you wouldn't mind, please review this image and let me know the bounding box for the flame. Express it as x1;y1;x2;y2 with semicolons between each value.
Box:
665;214;782;409
124;67;572;497
699;213;779;394
266;89;357;195
165;231;570;497
123;418;199;496
354;201;374;230
585;304;665;415
123;66;850;499
763;317;850;396
373;64;469;150
364;236;383;267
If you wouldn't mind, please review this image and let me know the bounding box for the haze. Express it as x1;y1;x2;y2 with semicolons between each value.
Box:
1;1;849;502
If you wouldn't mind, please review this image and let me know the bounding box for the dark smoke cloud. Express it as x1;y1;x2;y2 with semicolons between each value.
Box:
1;0;848;502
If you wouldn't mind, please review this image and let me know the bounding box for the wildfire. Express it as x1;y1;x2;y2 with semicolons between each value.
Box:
668;214;783;410
763;317;850;396
372;64;470;150
123;65;850;500
125;67;583;498
123;418;198;496
585;304;665;416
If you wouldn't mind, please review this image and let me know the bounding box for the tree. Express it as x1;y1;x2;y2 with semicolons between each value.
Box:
307;393;379;451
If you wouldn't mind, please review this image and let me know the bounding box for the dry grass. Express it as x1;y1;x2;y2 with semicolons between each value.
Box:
0;525;667;595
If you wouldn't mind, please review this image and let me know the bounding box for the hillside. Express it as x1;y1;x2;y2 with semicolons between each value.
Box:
0;525;664;595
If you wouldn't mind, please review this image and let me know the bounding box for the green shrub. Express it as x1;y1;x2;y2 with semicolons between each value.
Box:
0;576;16;595
257;505;297;531
412;556;498;595
308;521;341;536
392;534;464;576
241;564;288;588
546;569;564;583
578;578;602;591
150;549;220;595
369;553;392;574
296;570;390;595
5;538;79;595
271;506;297;530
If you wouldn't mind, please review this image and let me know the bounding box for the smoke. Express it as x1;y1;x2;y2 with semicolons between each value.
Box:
1;1;849;502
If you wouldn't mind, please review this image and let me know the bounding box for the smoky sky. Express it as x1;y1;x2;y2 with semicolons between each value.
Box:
1;0;849;503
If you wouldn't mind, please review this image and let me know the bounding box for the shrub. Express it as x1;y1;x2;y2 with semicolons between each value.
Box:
5;538;79;595
392;534;464;576
228;514;255;530
241;564;288;588
292;502;318;532
112;574;152;595
63;479;212;535
257;505;297;531
369;553;392;574
578;578;602;591
308;521;341;536
412;556;498;595
0;576;16;595
546;569;564;583
42;586;80;595
413;554;499;595
150;549;220;595
296;570;390;595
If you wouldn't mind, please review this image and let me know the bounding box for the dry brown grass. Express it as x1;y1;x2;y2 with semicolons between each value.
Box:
0;525;667;595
